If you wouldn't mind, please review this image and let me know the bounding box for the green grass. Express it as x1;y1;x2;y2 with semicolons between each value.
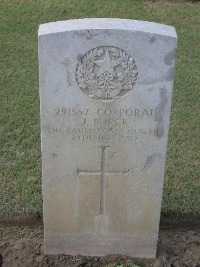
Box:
0;0;199;216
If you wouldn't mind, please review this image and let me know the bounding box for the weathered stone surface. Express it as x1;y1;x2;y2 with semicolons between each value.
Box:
38;18;177;258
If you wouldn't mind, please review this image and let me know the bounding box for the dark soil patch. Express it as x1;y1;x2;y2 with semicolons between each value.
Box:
0;216;200;267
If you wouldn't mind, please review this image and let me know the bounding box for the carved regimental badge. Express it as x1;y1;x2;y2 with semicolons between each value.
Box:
76;46;138;101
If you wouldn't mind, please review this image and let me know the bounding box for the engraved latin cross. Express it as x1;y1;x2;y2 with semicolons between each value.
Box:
77;146;130;216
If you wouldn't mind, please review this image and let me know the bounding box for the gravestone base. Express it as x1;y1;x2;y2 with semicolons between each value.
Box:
45;234;157;258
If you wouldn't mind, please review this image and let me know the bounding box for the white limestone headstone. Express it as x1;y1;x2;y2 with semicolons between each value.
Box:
38;18;177;258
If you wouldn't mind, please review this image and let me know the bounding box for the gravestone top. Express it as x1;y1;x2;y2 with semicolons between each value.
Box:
39;18;177;37
39;18;177;258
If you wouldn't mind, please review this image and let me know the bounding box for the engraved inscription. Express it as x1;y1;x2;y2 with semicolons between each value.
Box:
76;46;138;101
43;106;159;142
54;107;154;117
77;146;130;215
43;125;162;142
55;108;89;116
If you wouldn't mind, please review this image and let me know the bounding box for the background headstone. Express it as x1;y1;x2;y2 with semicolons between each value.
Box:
38;18;177;258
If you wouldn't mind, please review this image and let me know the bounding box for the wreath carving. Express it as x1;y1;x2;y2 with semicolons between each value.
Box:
76;46;138;101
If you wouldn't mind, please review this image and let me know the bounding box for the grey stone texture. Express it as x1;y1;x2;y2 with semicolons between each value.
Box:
38;18;177;258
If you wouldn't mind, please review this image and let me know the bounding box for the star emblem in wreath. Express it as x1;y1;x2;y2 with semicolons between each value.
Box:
76;46;138;101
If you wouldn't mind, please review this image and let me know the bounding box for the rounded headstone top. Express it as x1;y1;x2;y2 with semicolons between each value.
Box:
38;18;177;39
